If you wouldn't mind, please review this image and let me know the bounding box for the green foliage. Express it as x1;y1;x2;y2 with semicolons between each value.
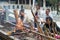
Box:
46;0;58;5
36;0;60;7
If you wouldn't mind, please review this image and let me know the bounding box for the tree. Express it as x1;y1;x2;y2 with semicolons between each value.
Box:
36;0;43;6
46;0;58;5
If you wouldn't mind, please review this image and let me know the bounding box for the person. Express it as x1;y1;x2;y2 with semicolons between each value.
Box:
43;17;60;36
33;4;41;28
43;9;53;22
31;4;45;32
31;4;46;31
14;10;25;32
19;9;27;23
34;4;41;18
40;9;53;27
19;9;31;28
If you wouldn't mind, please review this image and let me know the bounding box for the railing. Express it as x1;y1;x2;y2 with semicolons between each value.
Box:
0;4;31;9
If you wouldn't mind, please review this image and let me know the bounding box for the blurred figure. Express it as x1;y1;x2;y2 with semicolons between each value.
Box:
43;9;53;21
41;9;53;25
19;9;24;21
35;4;40;18
31;4;45;30
43;17;60;36
19;9;31;25
33;4;41;28
14;10;25;31
0;10;5;25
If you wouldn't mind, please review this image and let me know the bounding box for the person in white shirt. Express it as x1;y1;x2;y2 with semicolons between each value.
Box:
42;9;53;23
